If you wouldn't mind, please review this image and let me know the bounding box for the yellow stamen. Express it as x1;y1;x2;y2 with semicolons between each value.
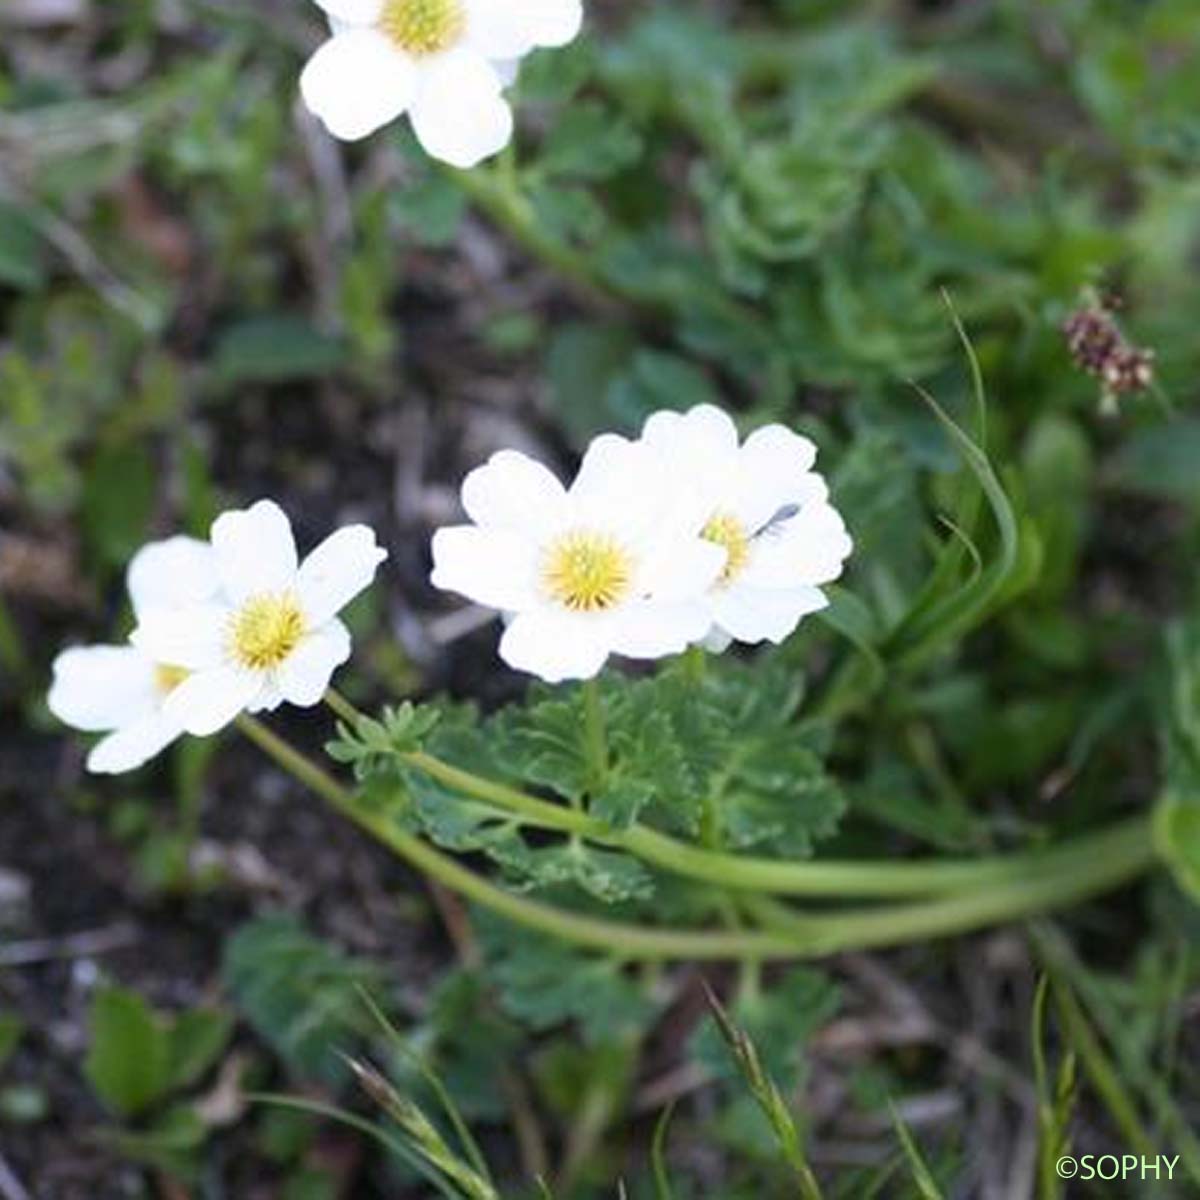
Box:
702;512;750;585
379;0;465;56
154;664;190;695
229;592;305;671
541;530;633;613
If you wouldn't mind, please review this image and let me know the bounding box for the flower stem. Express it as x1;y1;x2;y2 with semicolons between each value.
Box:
324;686;361;726
446;164;623;308
741;821;1155;954
581;678;609;801
392;742;1156;901
238;714;788;959
237;716;1159;961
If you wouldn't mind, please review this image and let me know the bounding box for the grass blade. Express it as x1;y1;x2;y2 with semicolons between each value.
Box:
702;982;824;1200
887;1101;945;1200
650;1102;678;1200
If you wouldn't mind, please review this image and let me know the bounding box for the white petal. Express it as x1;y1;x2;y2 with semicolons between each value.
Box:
729;426;820;532
711;585;828;645
465;0;583;52
514;0;583;48
742;503;853;589
210;499;298;606
569;434;641;507
276;621;353;707
301;29;417;142
606;599;710;659
410;49;513;168
430;526;537;611
126;536;220;619
568;435;674;544
130;604;228;671
463;0;580;58
48;645;157;733
87;711;182;775
462;0;534;58
313;0;383;24
491;57;520;86
163;667;261;737
498;610;609;682
638;409;684;448
460;449;566;537
296;525;387;627
638;406;741;537
643;404;739;467
637;537;725;603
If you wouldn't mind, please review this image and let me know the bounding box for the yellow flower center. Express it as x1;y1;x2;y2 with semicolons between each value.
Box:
702;511;751;586
154;663;190;695
379;0;465;55
229;592;306;671
541;530;633;613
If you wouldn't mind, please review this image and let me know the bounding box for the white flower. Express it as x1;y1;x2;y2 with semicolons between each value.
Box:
639;405;853;650
130;500;387;737
430;436;726;682
300;0;583;166
48;537;222;774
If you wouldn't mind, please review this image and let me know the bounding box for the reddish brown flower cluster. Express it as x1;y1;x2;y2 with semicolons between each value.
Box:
1062;290;1155;410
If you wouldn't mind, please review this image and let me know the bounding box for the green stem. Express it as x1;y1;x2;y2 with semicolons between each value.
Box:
325;691;1154;901
446;164;623;308
742;821;1154;954
581;678;609;801
239;716;1158;961
238;715;790;960
397;742;1154;900
325;686;360;726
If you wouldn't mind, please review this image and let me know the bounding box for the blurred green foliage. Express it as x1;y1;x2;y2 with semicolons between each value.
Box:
4;0;1200;1195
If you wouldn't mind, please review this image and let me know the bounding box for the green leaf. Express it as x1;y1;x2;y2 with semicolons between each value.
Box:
492;681;685;832
213;316;345;385
84;987;172;1117
605;349;721;432
0;1013;24;1073
406;764;655;904
0;202;47;291
326;702;441;781
652;660;844;855
539;101;642;180
166;1009;234;1092
107;1103;208;1182
478;918;657;1043
544;321;637;444
402;698;659;903
1111;417;1200;506
223;917;382;1082
1155;794;1200;903
517;38;593;104
884;314;1024;669
81;442;157;573
356;655;844;903
1159;619;1200;902
424;970;523;1122
391;171;467;247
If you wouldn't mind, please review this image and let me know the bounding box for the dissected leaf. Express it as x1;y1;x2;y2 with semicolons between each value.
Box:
477;917;657;1043
223;917;382;1082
